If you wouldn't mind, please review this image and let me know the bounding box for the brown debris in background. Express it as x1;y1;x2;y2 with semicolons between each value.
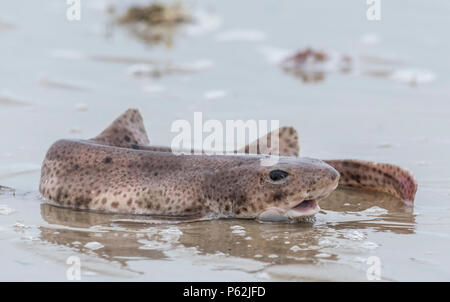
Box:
116;2;192;47
119;2;191;26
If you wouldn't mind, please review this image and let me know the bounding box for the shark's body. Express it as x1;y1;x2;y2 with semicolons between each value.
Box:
39;109;417;222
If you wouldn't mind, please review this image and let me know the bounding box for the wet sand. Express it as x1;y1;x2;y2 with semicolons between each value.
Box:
1;0;450;281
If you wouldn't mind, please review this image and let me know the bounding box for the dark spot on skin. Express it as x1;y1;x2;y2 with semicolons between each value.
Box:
104;157;112;163
74;196;91;208
154;172;158;176
272;192;284;201
124;135;131;142
131;144;139;150
348;173;361;183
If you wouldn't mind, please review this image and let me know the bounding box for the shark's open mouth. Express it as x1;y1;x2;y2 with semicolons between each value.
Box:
292;199;316;210
286;199;320;218
257;199;321;222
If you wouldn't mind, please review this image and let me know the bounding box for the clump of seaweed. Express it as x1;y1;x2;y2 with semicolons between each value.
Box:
281;48;352;83
119;2;191;26
117;2;192;47
285;48;329;65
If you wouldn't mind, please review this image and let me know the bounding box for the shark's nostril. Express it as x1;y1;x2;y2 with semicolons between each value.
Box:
328;168;340;182
331;171;338;181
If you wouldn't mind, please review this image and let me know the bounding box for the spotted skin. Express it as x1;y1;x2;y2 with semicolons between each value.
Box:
39;109;339;219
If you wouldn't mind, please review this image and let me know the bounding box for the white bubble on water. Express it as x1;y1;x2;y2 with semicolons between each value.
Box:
84;242;104;250
13;222;28;229
360;206;388;216
230;225;244;230
290;245;301;252
316;253;331;258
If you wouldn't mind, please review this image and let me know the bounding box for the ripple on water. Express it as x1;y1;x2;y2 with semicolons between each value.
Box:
360;206;389;216
0;204;15;215
215;29;266;42
359;241;379;250
342;230;367;241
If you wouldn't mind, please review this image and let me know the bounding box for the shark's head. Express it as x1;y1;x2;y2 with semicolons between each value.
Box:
230;156;339;222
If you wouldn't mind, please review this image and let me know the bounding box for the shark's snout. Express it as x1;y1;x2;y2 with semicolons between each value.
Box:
285;166;339;219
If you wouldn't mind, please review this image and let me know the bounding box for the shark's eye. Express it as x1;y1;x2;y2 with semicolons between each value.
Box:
269;170;289;181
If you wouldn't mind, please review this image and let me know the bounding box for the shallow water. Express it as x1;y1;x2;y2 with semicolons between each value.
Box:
1;0;450;281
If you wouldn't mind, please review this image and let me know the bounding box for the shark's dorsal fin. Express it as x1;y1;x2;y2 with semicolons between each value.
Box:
238;126;300;157
92;109;150;148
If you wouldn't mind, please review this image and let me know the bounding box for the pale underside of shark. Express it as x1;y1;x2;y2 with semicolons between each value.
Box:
39;109;417;222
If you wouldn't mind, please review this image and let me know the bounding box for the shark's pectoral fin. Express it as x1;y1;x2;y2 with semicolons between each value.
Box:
92;108;150;148
238;126;299;156
324;159;417;203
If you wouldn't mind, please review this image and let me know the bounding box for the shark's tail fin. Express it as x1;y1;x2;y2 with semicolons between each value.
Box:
92;108;150;148
324;159;418;203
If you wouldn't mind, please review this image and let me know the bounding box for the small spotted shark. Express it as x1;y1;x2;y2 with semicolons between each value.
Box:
39;109;417;222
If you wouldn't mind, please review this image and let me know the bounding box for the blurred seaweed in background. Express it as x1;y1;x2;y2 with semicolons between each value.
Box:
115;2;193;47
